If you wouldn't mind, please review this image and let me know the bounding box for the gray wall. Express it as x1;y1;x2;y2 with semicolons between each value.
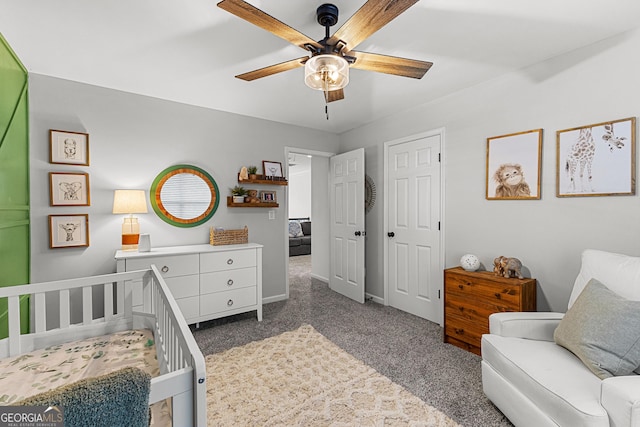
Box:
340;28;640;312
29;74;339;301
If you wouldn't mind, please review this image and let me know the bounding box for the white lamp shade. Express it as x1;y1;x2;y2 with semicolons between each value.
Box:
112;190;148;214
304;54;349;91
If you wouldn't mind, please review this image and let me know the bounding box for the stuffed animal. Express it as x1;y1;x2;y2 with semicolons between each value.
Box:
494;256;524;279
245;189;259;203
239;166;249;181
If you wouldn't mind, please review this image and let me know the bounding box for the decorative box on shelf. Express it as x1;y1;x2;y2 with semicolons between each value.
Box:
209;226;249;246
237;173;288;186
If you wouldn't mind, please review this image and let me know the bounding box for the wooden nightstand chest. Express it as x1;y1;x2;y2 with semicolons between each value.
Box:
443;267;536;355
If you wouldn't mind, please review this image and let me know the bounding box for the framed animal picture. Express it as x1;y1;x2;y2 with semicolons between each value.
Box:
49;214;89;248
486;129;543;200
50;129;90;166
49;172;90;206
556;117;636;197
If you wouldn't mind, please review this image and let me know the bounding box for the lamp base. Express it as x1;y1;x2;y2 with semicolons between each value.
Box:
122;217;140;251
122;233;140;251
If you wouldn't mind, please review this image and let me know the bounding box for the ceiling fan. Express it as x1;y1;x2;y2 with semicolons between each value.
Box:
217;0;433;103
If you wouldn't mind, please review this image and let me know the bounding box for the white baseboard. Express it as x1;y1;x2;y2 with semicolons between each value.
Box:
366;293;384;305
262;294;287;304
310;273;328;283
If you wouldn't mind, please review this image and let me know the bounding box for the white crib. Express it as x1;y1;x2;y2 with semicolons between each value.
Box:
0;265;206;427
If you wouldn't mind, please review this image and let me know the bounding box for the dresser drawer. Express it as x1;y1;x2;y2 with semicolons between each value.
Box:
126;254;199;279
200;249;256;273
166;275;199;299
444;314;487;347
445;292;512;322
200;286;256;316
176;296;200;320
130;274;199;306
445;274;522;309
200;267;256;294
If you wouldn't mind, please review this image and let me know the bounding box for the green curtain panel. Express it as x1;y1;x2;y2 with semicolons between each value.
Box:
0;33;30;338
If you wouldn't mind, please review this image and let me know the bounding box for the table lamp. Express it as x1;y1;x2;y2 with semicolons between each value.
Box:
112;189;148;251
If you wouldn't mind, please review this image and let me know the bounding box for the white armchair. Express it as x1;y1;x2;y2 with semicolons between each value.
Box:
481;250;640;427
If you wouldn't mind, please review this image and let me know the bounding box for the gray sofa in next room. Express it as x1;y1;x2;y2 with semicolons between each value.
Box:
289;219;311;256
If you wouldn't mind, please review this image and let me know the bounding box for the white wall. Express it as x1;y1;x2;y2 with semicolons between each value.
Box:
310;155;330;282
28;74;339;302
339;28;640;311
288;167;311;219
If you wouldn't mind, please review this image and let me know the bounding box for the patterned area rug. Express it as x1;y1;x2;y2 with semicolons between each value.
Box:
206;324;461;426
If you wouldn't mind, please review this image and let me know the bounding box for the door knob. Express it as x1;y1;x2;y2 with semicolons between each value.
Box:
387;232;395;238
355;231;361;236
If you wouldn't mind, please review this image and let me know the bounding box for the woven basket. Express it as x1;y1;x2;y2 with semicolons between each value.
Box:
209;226;248;246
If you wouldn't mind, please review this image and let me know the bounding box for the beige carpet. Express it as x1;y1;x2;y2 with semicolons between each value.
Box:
206;324;461;426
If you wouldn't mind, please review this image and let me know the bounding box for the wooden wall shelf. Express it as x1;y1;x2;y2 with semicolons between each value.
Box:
237;174;288;186
226;197;278;208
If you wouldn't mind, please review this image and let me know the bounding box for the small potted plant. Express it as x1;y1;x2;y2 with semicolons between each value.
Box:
230;185;248;203
247;165;258;180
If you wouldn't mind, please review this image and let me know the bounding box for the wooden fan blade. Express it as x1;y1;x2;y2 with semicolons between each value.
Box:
350;51;432;79
325;89;345;103
217;0;322;51
328;0;419;51
236;57;308;81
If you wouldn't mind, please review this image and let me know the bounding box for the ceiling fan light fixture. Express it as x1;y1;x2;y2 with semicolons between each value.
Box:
304;54;349;91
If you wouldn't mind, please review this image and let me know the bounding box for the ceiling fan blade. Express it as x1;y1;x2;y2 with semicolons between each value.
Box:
217;0;322;51
350;51;432;79
325;89;345;103
236;57;308;81
328;0;419;51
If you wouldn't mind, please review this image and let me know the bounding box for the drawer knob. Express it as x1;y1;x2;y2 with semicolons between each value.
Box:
227;279;234;286
161;266;169;273
494;293;501;299
227;299;234;307
454;328;464;335
227;259;234;265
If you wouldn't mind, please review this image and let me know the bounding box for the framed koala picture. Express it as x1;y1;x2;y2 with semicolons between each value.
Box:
486;129;542;200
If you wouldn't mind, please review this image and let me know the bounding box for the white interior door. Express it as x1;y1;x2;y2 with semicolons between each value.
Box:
329;148;365;303
386;133;442;322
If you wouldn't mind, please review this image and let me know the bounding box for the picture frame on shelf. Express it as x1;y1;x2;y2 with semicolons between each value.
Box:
260;191;276;202
262;160;283;178
486;129;542;200
556;117;636;197
50;129;89;166
49;214;89;248
50;172;90;206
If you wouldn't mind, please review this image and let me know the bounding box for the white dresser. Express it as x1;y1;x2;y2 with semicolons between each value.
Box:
115;243;263;325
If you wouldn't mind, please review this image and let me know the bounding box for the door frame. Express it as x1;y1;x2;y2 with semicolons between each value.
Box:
284;146;335;300
382;128;446;326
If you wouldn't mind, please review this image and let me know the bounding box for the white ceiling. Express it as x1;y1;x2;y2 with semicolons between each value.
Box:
2;0;640;134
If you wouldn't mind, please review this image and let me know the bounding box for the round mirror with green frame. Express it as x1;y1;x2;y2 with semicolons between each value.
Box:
150;164;219;227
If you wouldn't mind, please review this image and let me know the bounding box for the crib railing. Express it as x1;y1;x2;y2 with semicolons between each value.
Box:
144;265;207;427
0;267;207;427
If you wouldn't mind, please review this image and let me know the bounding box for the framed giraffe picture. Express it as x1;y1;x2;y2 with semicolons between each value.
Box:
556;117;636;197
486;129;543;200
49;214;89;248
